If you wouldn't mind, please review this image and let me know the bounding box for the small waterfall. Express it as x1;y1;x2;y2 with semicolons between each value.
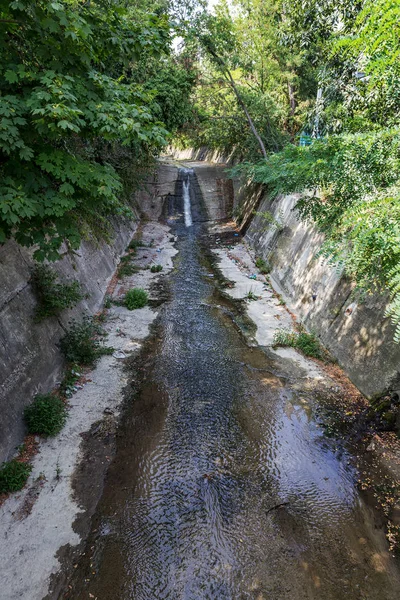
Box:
182;169;193;227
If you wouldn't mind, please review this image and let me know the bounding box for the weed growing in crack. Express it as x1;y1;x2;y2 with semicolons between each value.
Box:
59;365;80;398
150;264;163;273
246;290;259;301
255;257;271;274
273;327;325;360
0;460;32;493
31;264;86;320
125;288;148;310
24;394;67;437
60;317;113;365
128;238;146;250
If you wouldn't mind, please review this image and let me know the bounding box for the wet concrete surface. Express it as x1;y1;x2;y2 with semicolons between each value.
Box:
64;170;400;599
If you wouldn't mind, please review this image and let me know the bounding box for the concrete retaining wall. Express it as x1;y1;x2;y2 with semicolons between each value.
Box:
0;163;179;462
241;189;400;398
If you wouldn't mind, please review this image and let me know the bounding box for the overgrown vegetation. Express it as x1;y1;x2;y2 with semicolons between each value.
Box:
60;316;113;365
24;393;67;437
0;1;196;260
125;288;148;310
31;264;85;320
273;327;325;360
216;0;400;342
0;459;32;494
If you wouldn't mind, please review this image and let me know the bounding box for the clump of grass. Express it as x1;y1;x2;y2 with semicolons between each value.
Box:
125;288;148;310
0;460;32;493
60;317;114;365
104;295;112;309
246;290;259;301
255;257;271;275
31;264;85;320
117;253;139;278
150;264;163;273
128;238;146;250
24;393;67;437
273;327;324;360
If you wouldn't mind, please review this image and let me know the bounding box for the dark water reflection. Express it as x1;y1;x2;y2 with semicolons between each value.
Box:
67;170;400;599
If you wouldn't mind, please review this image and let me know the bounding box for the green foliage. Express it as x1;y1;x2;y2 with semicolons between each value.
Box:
0;0;178;259
0;460;32;493
239;128;400;340
246;290;259;301
125;288;148;310
255;257;271;274
60;317;113;365
31;264;84;320
128;238;146;250
150;264;163;273
59;365;80;398
24;393;67;437
117;254;139;278
273;327;324;360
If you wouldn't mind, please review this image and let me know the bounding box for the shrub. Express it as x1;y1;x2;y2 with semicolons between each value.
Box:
255;257;271;274
0;460;32;493
60;317;114;365
273;327;324;360
31;264;85;320
24;394;67;436
125;288;148;310
150;264;163;273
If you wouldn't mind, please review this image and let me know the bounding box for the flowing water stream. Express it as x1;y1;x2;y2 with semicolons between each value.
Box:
66;169;400;599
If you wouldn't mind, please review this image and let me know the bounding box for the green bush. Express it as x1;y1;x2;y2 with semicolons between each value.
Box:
0;460;32;493
125;288;148;310
24;394;67;436
32;265;85;320
150;264;163;273
273;327;324;360
255;257;271;274
60;317;114;366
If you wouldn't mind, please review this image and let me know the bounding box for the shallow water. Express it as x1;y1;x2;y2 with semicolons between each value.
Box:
66;170;400;599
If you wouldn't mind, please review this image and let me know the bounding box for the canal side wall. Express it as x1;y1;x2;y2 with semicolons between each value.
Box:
236;185;400;399
0;163;179;463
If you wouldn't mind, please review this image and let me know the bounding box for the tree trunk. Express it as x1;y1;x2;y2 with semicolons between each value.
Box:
287;81;296;117
204;44;267;159
224;69;268;159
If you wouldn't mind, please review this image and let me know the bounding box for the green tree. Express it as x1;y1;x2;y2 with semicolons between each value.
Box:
0;0;171;260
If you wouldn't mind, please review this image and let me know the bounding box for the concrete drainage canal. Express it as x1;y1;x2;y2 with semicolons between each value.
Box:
63;168;400;600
